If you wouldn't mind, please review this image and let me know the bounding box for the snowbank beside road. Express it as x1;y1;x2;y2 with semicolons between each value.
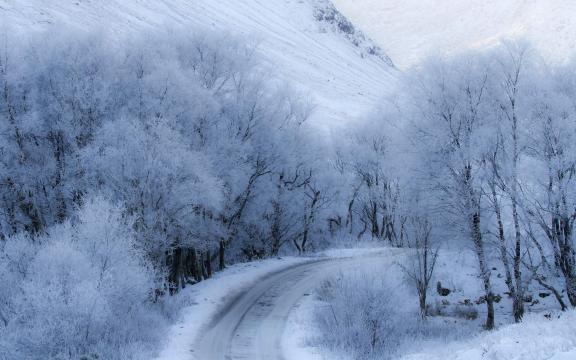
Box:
401;311;576;360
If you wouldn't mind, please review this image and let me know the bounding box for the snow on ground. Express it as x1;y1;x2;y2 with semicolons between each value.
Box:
5;1;574;358
0;0;396;134
155;247;389;360
432;249;568;326
401;310;576;360
282;246;408;360
331;0;576;69
398;249;576;359
282;289;327;360
284;247;574;360
154;256;309;360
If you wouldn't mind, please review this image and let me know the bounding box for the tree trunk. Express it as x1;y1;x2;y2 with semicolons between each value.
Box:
219;239;226;271
299;189;319;253
492;187;522;321
301;228;308;254
510;95;525;321
534;276;567;311
196;249;204;282
293;236;303;255
511;196;525;321
184;248;195;283
472;211;495;330
168;247;182;295
205;249;212;279
418;286;427;319
370;202;379;238
554;216;576;307
346;185;360;234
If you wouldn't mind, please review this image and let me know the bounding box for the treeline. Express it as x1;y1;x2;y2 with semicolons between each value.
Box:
3;23;572;359
1;26;412;359
0;29;338;359
357;42;576;330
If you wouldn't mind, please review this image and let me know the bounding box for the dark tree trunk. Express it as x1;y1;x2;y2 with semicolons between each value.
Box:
346;185;360;234
370;202;379;238
194;249;203;282
328;216;341;235
418;288;427;319
205;249;212;279
168;247;182;295
485;292;495;330
184;249;195;283
201;252;208;280
534;276;567;311
219;240;226;271
553;216;576;307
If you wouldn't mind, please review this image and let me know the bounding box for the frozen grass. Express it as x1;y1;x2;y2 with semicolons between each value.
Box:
311;264;475;360
295;247;575;360
401;310;576;360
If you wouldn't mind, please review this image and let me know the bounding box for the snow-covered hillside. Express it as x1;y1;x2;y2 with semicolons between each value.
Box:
0;0;396;132
331;0;576;68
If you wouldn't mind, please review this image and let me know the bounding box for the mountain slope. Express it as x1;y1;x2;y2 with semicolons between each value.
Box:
0;0;396;131
332;0;576;69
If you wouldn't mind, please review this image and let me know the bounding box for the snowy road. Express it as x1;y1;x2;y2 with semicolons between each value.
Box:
194;257;364;360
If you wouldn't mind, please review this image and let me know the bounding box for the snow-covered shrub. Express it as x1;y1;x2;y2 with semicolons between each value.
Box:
83;116;224;288
0;198;164;360
313;268;464;360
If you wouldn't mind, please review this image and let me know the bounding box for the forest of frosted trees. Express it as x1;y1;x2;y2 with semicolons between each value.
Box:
390;43;576;328
0;29;325;359
2;25;576;359
313;42;576;359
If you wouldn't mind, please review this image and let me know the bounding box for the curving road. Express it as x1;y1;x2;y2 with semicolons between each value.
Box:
194;257;366;360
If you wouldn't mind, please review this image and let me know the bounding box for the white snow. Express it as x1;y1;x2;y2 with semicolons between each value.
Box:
331;0;576;69
155;247;389;360
156;245;575;360
284;247;576;360
0;0;396;133
282;246;406;360
401;311;576;360
155;256;310;360
4;1;574;359
282;291;326;360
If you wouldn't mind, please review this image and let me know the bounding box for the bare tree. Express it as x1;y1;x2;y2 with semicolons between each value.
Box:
484;137;528;322
400;216;439;318
294;181;327;254
220;156;271;269
411;59;496;329
527;120;576;307
488;44;528;321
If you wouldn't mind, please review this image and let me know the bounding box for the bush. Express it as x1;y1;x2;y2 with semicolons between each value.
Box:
453;304;479;320
0;198;166;360
313;269;465;360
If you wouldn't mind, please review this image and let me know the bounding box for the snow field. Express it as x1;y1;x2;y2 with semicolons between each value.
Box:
331;0;576;69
